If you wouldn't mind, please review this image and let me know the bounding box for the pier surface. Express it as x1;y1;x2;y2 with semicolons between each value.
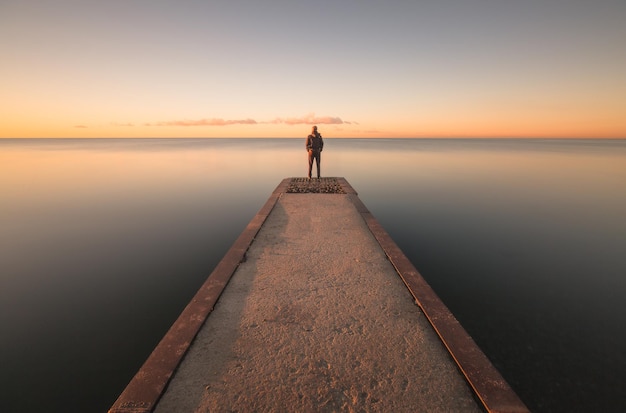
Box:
110;178;528;413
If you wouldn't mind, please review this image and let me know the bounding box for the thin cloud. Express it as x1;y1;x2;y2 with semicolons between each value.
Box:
157;118;257;127
269;114;346;125
143;114;357;127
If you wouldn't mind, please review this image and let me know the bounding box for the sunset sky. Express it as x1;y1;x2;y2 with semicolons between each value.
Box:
1;0;625;138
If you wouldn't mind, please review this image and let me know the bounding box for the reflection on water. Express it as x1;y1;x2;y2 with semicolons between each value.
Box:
1;138;625;412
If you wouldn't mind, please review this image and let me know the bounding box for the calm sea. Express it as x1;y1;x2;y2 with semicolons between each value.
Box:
1;138;625;412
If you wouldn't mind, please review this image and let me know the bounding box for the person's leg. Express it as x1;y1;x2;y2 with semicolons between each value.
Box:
315;152;321;178
308;151;313;178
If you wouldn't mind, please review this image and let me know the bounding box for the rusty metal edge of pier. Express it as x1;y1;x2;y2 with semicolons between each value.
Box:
341;178;529;413
108;177;529;413
107;178;289;413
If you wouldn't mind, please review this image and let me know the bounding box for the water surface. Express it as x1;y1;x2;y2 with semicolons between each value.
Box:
1;138;625;412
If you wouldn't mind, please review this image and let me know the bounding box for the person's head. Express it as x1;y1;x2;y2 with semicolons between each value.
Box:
312;125;318;134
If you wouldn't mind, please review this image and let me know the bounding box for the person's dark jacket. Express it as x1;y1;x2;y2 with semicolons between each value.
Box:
306;133;324;152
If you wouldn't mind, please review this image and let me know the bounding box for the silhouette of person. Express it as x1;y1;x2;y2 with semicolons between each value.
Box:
306;125;324;179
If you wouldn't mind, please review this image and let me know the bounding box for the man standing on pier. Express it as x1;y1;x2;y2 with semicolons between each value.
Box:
306;125;324;179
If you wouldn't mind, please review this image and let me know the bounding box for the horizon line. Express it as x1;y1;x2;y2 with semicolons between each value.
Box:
2;136;625;140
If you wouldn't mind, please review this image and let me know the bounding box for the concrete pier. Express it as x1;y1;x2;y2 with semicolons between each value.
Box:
109;178;528;413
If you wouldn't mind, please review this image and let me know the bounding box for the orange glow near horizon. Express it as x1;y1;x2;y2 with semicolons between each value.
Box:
2;113;625;139
2;93;625;138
